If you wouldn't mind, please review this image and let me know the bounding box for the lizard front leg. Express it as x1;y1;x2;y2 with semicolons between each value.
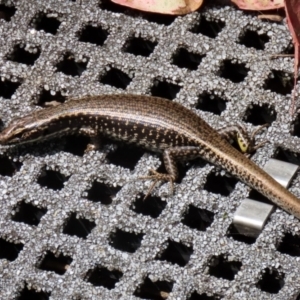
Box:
139;146;200;199
78;126;101;152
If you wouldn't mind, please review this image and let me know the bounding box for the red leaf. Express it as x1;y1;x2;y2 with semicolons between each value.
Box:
111;0;203;15
284;0;300;113
231;0;284;11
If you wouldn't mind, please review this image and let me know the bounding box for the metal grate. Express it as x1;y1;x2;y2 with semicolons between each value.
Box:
0;0;300;299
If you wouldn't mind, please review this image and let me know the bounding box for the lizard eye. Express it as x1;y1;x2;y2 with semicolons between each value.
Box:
12;128;25;136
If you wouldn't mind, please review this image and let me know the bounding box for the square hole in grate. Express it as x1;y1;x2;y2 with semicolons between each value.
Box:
156;239;193;267
141;13;177;26
56;52;89;77
86;181;122;205
292;114;300;140
273;147;300;165
99;0;176;26
133;276;174;300
207;254;242;281
150;79;181;100
172;48;205;71
243;103;276;126
203;172;238;196
17;283;50;300
7;44;41;66
256;267;285;294
277;232;300;257
37;167;69;191
130;193;167;218
124;37;157;57
281;42;294;55
190;16;225;39
11;200;47;226
238;29;269;50
292;114;300;138
99;0;129;13
188;291;222;300
85;265;123;289
0;237;23;261
106;144;145;170
38;251;73;275
196;92;227;115
226;223;256;244
247;189;272;205
36;89;66;107
263;69;294;95
219;60;249;83
0;156;22;177
78;24;109;46
99;67;132;89
63;135;90;156
181;205;214;231
31;12;61;35
0;4;16;22
0;78;21;99
109;228;144;253
63;212;96;239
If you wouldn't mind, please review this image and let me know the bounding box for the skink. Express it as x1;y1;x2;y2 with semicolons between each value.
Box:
0;94;300;219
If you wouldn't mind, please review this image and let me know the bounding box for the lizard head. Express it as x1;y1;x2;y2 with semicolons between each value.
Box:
0;109;79;146
0;114;42;145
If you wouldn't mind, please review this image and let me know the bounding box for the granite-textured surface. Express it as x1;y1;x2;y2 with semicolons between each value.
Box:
0;0;300;299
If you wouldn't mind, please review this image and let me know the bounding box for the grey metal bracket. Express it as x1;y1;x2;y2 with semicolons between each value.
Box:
233;158;299;238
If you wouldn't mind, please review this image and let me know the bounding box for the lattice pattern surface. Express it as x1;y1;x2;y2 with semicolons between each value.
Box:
0;0;300;299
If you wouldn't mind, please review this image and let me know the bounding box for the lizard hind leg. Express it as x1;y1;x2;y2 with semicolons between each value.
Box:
249;124;269;152
219;123;269;155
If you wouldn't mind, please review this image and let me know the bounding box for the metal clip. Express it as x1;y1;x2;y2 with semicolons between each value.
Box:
233;159;299;238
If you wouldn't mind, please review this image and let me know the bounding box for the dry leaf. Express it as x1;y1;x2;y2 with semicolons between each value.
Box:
284;0;300;114
257;14;283;22
231;0;284;11
111;0;203;15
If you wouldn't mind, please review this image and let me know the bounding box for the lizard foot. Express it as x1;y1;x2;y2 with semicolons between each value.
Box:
139;169;174;200
85;143;98;153
251;124;269;150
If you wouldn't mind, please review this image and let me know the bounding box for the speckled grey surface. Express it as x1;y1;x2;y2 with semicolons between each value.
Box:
0;0;300;299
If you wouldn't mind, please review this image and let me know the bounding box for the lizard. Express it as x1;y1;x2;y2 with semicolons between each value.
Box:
0;94;299;219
